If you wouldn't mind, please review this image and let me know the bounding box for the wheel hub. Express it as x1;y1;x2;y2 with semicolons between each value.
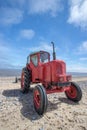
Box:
67;85;77;98
34;90;40;109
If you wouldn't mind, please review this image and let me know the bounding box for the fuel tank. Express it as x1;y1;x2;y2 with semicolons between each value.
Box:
39;60;67;83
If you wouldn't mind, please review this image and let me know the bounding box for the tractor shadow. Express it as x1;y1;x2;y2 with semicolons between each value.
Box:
2;87;78;121
58;97;79;105
47;96;78;112
2;88;41;120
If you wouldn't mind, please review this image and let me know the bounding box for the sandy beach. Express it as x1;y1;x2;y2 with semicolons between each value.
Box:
0;77;87;130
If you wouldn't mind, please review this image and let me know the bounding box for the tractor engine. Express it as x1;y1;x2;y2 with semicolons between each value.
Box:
38;60;71;88
42;60;66;83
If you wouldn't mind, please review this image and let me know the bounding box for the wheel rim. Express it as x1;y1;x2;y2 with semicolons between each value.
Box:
21;72;24;89
34;90;40;109
66;85;77;98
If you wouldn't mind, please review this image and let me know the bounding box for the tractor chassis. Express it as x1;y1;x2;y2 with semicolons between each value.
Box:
45;82;71;94
52;82;71;87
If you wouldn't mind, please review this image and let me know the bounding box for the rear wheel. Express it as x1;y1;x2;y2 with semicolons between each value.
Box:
33;85;48;115
65;82;82;102
21;67;31;93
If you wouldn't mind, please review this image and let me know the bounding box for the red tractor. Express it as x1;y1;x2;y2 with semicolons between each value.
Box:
21;42;82;115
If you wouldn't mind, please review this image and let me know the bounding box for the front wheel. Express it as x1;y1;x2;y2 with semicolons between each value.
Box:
65;82;82;102
33;85;48;115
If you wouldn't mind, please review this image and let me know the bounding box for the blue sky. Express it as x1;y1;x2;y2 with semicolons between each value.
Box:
0;0;87;72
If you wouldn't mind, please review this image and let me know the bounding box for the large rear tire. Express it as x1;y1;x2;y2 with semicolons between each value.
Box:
65;82;82;102
33;85;48;115
21;67;31;93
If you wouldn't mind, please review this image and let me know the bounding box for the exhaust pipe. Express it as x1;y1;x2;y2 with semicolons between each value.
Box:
51;41;56;60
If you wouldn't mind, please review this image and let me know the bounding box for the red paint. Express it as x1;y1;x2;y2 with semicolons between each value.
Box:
22;51;72;94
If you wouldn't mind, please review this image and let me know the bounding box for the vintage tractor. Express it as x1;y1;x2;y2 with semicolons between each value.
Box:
21;42;82;115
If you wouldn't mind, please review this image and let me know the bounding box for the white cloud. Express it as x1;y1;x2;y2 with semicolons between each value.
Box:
0;35;12;58
24;41;59;61
68;0;87;29
28;0;63;16
79;41;87;53
0;40;12;68
0;34;25;68
0;44;10;54
0;0;63;26
40;42;53;51
0;34;10;53
20;29;35;39
24;42;54;52
0;7;23;25
67;64;87;72
30;42;52;52
80;57;87;61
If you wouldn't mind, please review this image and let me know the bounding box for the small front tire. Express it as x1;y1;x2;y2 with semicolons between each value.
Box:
65;82;82;102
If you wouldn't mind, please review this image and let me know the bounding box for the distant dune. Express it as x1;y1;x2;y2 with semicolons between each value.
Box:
0;69;21;77
0;69;87;78
67;72;87;77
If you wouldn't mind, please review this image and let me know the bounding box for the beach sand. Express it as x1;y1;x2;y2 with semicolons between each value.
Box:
0;77;87;130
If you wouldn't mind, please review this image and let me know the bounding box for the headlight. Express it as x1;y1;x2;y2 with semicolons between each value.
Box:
59;77;64;82
67;76;72;81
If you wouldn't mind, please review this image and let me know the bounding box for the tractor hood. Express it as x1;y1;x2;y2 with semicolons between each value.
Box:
39;60;67;83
